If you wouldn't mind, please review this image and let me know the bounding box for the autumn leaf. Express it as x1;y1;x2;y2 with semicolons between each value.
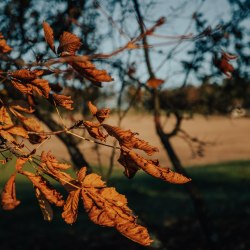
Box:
62;189;81;224
58;31;81;56
0;33;12;53
147;78;164;88
40;151;73;189
43;21;56;53
118;149;191;184
18;115;46;144
0;106;29;142
102;124;159;155
83;121;108;141
41;151;71;170
9;69;51;98
51;93;74;110
1;173;20;210
214;51;238;79
71;59;113;86
0;106;14;129
15;157;28;172
78;167;152;246
9;100;35;114
35;187;54;221
21;171;65;207
88;101;110;123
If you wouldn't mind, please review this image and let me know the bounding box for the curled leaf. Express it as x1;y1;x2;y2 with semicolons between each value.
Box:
102;124;158;155
58;32;81;55
71;59;113;85
81;183;152;246
147;78;164;88
214;51;238;79
87;101;110;123
1;173;20;210
51;93;74;110
87;101;98;116
83;121;108;141
119;149;191;184
0;33;12;53
62;189;81;224
21;171;64;207
35;187;53;221
15;157;28;171
43;21;56;53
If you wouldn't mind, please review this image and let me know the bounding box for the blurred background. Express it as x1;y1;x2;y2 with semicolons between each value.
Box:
0;0;249;249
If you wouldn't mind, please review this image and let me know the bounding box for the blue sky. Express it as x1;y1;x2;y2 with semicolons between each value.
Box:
94;0;247;88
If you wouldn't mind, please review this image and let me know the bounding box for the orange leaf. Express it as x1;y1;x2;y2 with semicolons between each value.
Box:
51;93;74;110
21;171;65;207
62;189;81;224
87;101;110;123
83;121;108;141
0;33;12;53
87;101;98;116
0;106;14;129
1;173;20;210
71;59;113;85
214;51;238;79
35;187;54;221
119;149;191;184
58;31;81;55
43;21;56;53
147;78;164;88
15;157;28;171
102;124;158;155
81;185;152;246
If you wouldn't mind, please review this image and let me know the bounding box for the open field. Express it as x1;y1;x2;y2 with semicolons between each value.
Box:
40;114;250;169
0;160;250;250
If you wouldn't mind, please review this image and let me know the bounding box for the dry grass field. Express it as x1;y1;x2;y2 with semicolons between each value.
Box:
40;114;250;169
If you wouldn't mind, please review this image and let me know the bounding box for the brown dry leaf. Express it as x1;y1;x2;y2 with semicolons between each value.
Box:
0;107;29;142
214;52;238;79
0;106;14;129
0;130;15;142
119;149;191;184
147;78;164;88
83;121;108;141
58;31;81;55
31;79;51;98
41;151;71;170
0;33;12;53
1;173;20;210
43;21;56;53
71;59;113;85
9;100;35;114
15;157;28;171
18;116;46;144
7;126;29;138
21;171;64;207
62;189;81;224
118;151;140;178
79;167;152;246
40;152;74;190
82;173;106;188
35;187;53;221
9;69;51;98
77;167;87;182
87;101;98;116
51;93;74;110
96;108;110;123
102;124;158;155
9;69;37;81
87;101;110;123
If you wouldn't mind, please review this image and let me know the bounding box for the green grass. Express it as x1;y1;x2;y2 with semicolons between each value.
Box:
0;159;250;250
